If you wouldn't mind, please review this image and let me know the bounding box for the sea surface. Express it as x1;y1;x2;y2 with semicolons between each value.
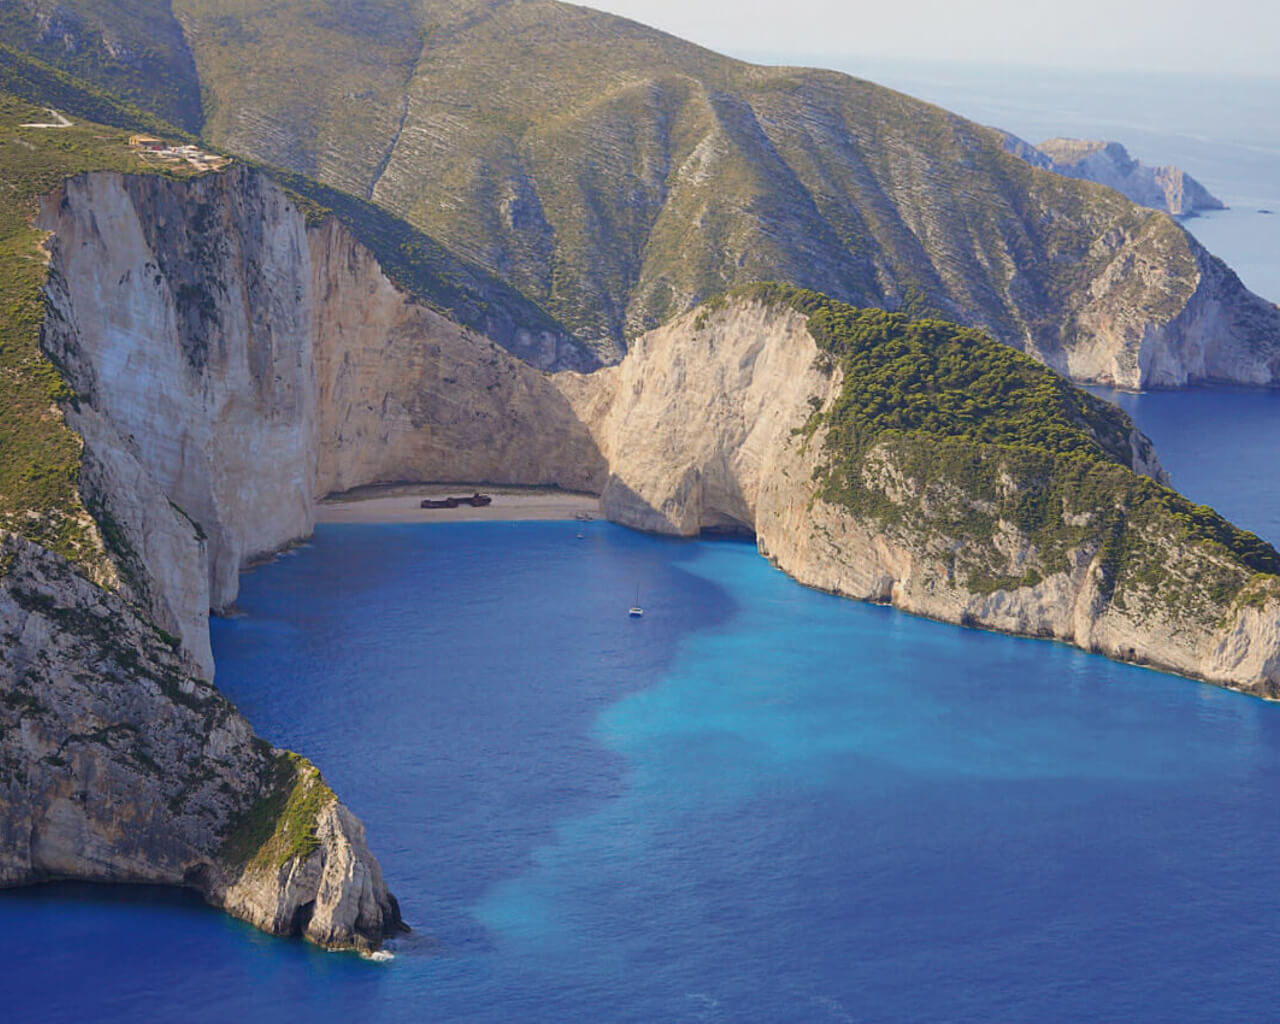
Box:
4;388;1280;1022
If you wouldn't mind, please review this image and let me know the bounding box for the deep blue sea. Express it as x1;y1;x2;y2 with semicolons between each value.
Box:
4;386;1280;1022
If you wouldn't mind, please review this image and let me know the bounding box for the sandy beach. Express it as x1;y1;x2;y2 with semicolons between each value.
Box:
315;484;602;524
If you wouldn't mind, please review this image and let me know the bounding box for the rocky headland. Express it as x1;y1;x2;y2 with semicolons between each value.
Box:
557;288;1280;696
999;131;1226;218
1037;138;1226;218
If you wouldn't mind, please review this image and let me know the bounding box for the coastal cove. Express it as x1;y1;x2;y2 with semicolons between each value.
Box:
3;392;1280;1022
315;485;601;525
3;5;1280;1015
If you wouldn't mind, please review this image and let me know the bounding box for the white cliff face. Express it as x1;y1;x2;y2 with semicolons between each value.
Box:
558;301;838;537
38;168;606;619
559;299;1280;699
999;134;1226;219
38;170;317;614
309;218;605;497
217;764;401;953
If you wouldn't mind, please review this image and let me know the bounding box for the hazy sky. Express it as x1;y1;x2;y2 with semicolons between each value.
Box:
586;0;1280;77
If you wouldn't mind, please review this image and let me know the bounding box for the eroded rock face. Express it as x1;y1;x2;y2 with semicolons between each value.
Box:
1035;139;1226;218
11;161;1280;953
1049;224;1280;388
39;170;317;615
36;166;607;614
13;163;606;948
308;217;605;497
216;765;401;953
557;299;1280;698
0;533;401;949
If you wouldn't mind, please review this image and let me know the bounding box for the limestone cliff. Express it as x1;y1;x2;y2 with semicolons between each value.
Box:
9;157;1280;957
1035;138;1226;218
8;162;604;946
36;165;604;611
997;132;1227;219
0;532;401;950
308;216;605;497
557;293;1280;698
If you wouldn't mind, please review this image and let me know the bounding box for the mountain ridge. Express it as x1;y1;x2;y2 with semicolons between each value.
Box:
2;0;1277;385
0;40;603;370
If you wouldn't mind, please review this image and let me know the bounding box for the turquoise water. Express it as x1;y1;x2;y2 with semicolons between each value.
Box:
4;61;1280;1016
5;382;1280;1021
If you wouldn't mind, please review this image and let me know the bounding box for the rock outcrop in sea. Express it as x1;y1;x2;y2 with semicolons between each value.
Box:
1000;133;1227;218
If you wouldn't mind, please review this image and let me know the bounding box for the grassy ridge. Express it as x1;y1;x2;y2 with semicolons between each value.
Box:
0;43;194;139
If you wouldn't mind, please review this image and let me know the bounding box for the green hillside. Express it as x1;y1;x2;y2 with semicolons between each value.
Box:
3;1;1267;367
0;0;203;131
43;0;1213;359
749;283;1280;619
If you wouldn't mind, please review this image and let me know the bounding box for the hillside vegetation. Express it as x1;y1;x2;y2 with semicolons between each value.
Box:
15;0;1225;360
746;284;1280;616
0;1;203;131
4;1;1275;376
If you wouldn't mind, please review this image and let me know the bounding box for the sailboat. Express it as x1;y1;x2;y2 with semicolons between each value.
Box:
628;585;644;618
